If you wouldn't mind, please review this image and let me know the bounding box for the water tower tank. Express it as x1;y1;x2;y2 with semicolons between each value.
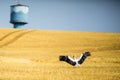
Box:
10;4;29;28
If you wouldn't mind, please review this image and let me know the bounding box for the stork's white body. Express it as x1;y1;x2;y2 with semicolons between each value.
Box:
68;54;83;66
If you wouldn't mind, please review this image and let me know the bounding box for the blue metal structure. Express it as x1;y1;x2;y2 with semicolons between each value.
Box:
10;4;29;28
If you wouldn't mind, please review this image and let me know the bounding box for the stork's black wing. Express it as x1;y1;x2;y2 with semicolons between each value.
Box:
78;52;91;64
66;56;76;66
59;55;76;66
78;54;86;64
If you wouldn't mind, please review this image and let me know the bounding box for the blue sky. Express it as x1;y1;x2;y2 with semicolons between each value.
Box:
0;0;120;32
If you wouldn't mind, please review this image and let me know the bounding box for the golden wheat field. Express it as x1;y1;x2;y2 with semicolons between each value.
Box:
0;28;120;80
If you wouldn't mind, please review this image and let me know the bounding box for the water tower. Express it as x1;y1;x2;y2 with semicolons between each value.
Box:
10;4;29;28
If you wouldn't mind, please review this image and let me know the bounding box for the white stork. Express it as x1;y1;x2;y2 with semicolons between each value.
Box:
59;52;91;66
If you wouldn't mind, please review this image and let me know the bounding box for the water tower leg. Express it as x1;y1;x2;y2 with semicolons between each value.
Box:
14;24;25;28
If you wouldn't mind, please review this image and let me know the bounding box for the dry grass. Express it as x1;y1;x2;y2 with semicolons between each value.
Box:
0;28;120;80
